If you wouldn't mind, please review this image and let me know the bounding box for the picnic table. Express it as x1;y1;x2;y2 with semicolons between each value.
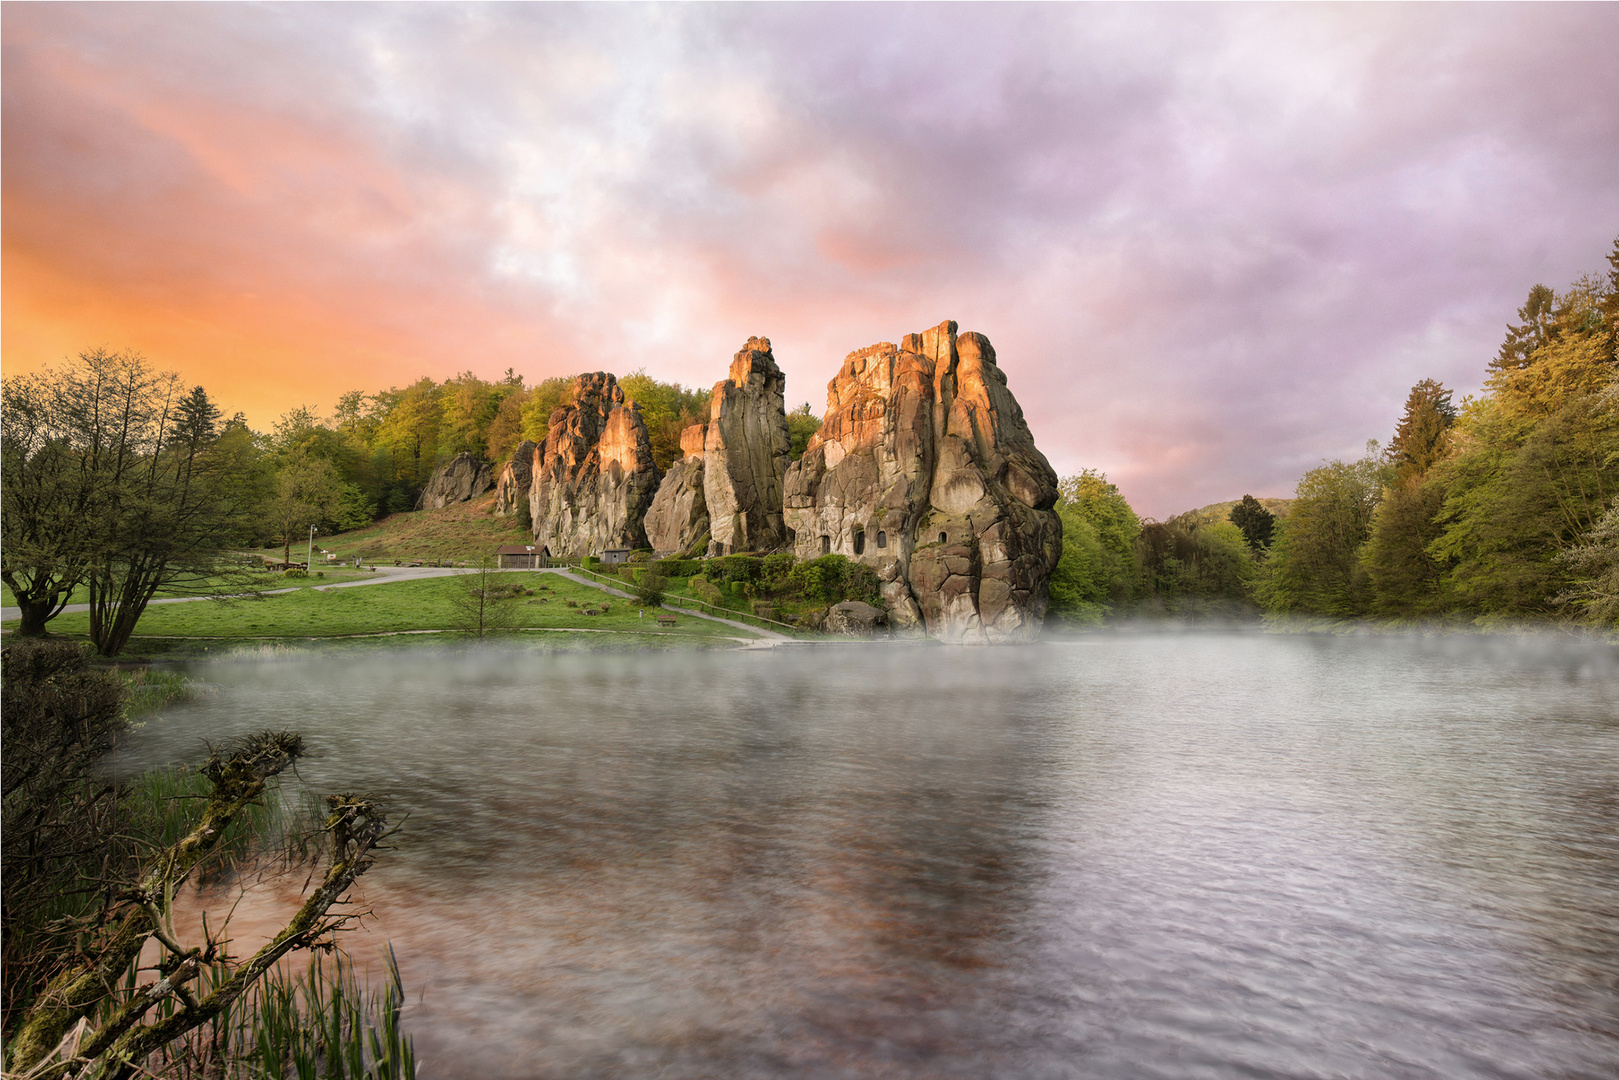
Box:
656;613;678;627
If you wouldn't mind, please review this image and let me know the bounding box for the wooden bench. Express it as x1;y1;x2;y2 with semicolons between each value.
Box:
656;614;678;628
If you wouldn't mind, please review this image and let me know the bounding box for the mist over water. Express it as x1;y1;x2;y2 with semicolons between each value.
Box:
118;634;1619;1080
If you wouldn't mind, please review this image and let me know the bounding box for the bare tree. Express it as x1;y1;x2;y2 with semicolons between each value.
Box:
445;554;523;639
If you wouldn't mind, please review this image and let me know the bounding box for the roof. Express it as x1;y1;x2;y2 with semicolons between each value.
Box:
495;544;538;555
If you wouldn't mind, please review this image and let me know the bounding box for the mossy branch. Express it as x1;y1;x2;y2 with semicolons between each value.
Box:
4;731;326;1078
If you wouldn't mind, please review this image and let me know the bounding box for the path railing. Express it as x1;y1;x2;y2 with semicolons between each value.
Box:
560;564;810;638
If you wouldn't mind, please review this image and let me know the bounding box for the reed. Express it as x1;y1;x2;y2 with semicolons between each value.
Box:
96;947;416;1079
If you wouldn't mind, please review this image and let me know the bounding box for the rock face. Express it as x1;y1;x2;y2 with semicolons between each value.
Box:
528;373;661;556
416;452;493;511
823;600;888;637
782;320;1061;643
492;440;537;515
702;338;792;555
643;425;709;555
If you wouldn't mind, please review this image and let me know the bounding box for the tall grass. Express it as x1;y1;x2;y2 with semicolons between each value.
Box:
121;667;216;719
115;765;322;880
98;947;416;1079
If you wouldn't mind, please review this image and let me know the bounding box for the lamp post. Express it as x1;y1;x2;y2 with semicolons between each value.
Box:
307;524;318;572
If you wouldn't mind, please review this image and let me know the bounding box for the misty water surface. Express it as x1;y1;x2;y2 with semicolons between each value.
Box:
118;633;1619;1080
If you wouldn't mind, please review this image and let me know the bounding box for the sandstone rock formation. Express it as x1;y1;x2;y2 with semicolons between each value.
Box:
416;452;493;511
702;337;792;555
528;373;660;556
823;600;888;637
492;440;537;516
782;321;1061;643
642;425;709;555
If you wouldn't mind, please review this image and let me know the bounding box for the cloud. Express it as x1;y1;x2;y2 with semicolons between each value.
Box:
4;3;1616;516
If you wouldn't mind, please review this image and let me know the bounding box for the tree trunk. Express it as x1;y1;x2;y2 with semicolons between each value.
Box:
16;599;55;636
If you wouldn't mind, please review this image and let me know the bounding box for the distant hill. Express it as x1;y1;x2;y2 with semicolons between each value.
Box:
1169;497;1294;528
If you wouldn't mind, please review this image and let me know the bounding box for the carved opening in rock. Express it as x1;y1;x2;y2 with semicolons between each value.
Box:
876;530;887;549
820;535;830;555
853;528;865;555
938;532;947;544
786;526;796;545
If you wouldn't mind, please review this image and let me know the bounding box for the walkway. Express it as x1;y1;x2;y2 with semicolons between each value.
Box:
2;565;795;646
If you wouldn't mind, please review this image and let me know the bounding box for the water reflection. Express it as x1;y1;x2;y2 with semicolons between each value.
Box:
118;634;1619;1079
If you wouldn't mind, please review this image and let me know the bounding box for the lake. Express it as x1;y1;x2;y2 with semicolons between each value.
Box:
117;632;1619;1079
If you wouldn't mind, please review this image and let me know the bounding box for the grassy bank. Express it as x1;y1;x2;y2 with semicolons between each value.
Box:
281;493;527;565
18;571;757;657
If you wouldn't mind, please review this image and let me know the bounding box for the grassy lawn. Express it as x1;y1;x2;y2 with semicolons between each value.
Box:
275;494;530;565
20;572;756;654
2;568;385;608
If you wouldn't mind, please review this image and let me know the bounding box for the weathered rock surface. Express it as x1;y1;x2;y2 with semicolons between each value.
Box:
416;452;493;511
492;440;537;515
823;600;888;637
703;338;792;555
528;372;661;556
643;425;709;555
782;320;1061;643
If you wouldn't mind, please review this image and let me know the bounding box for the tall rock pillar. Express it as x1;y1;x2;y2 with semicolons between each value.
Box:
528;372;661;556
703;337;792;555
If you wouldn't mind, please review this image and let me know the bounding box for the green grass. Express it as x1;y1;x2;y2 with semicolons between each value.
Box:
2;568;383;609
20;572;758;651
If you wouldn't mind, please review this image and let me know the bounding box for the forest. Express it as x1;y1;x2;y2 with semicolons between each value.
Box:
1049;237;1619;629
5;238;1616;648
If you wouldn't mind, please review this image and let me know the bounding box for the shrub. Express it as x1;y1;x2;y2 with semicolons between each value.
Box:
688;575;726;606
710;555;763;588
653;559;704;579
787;554;880;605
634;571;668;607
761;552;795;590
282;568;309;579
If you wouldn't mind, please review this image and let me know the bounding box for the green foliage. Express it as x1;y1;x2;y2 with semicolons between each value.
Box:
652;558;704;578
1386;379;1456;479
688;575;726;606
1;348;266;651
709;555;764;589
619;369;711;471
1229;494;1277;550
1558;503;1619;625
1048;471;1140;620
633;568;669;607
519;376;577;443
1261;445;1390;616
2;640;128;1025
1362;473;1450;616
786;402;822;462
786;554;880;605
1135;517;1256;610
1425;274;1618;619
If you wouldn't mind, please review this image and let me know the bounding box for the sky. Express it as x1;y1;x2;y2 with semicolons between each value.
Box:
4;3;1617;519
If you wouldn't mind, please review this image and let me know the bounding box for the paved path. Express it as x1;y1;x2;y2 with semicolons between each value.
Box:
547;569;794;646
3;564;795;646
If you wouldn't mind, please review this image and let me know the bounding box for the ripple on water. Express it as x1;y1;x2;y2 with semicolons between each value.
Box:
116;633;1619;1080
